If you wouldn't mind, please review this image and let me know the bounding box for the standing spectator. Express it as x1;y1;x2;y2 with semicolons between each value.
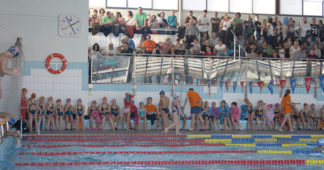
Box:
254;15;262;41
318;20;324;42
267;18;275;45
198;10;209;39
299;17;311;43
286;18;296;41
134;7;148;34
185;11;197;25
158;12;167;28
220;13;232;46
185;19;199;49
167;10;178;35
125;11;135;38
244;14;254;40
233;12;243;36
139;35;157;54
310;18;319;42
274;20;283;40
210;12;221;34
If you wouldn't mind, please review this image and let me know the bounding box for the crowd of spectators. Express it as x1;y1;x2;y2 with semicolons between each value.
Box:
89;7;324;59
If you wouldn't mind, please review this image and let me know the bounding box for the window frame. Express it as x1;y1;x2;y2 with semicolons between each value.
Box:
105;0;178;11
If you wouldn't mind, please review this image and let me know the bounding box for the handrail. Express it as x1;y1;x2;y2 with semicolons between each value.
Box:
89;53;324;62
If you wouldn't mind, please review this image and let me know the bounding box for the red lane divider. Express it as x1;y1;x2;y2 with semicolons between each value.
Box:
23;138;204;142
25;134;187;138
19;150;257;156
15;160;306;166
22;143;226;148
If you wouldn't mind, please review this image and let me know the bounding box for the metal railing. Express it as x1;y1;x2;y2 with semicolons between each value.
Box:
89;53;324;95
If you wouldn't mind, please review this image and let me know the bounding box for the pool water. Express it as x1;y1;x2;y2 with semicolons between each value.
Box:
1;134;324;170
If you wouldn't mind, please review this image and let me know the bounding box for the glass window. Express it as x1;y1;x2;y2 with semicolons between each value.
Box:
153;0;178;10
230;0;252;13
89;0;106;8
128;0;152;9
207;0;229;12
253;0;275;14
303;0;323;16
280;0;302;15
106;0;127;8
183;0;207;11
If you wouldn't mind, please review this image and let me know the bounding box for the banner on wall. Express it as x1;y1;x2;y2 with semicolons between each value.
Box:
268;80;274;94
163;75;169;84
304;77;312;94
249;81;253;94
279;80;286;91
290;78;297;93
225;81;230;92
220;80;224;90
233;81;237;93
213;79;217;86
240;81;245;91
257;81;264;93
319;76;324;93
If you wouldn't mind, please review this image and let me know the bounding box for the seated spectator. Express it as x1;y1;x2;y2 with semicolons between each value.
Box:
98;8;105;22
185;11;197;26
256;41;272;58
290;40;301;58
185;19;199;49
293;48;306;60
190;38;202;55
201;38;211;53
204;46;215;56
246;43;257;57
271;50;279;58
306;49;319;59
139;35;157;54
148;15;160;33
314;43;322;58
247;33;256;46
174;38;186;55
90;43;101;53
244;14;254;40
278;44;285;58
103;43;117;54
100;11;115;36
272;35;282;49
114;12;126;25
214;39;227;56
283;40;291;59
134;7;147;33
237;34;245;48
233;12;243;36
152;44;161;55
119;43;134;54
123;35;135;51
210;32;219;48
91;9;99;25
160;38;172;54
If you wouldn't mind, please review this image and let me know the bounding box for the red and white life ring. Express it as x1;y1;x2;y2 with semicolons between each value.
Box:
45;53;67;74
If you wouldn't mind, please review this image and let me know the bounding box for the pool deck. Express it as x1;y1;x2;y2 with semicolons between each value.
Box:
25;130;324;135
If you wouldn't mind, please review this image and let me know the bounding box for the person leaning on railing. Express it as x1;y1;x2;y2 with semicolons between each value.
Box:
139;35;157;54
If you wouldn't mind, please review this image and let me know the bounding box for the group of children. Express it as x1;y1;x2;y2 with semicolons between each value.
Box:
21;88;324;133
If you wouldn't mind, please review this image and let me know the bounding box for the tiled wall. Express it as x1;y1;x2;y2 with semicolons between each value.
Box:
1;61;324;117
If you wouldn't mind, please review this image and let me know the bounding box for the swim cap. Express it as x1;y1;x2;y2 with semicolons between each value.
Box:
56;99;61;103
9;117;15;125
103;97;107;101
66;98;71;102
77;98;82;103
31;93;36;99
204;101;209;105
92;100;97;104
275;103;280;107
267;104;272;109
173;94;179;99
40;96;45;101
22;88;27;93
212;101;217;105
318;138;324;146
139;101;144;105
159;90;165;95
8;46;20;57
48;97;53;101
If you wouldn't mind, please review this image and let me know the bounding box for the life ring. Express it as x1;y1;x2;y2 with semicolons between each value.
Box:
45;53;67;74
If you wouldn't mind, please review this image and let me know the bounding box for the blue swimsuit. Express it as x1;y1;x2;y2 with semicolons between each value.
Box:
57;106;63;116
47;104;54;115
139;109;145;117
65;105;73;116
29;100;37;115
76;106;83;116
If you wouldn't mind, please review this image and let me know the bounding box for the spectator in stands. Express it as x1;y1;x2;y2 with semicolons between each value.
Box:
220;13;232;46
91;9;99;24
310;18;319;42
185;19;199;49
272;35;282;49
210;32;219;48
102;11;114;24
306;48;319;59
286;18;296;41
319;20;324;42
314;43;322;58
244;14;254;40
267;18;275;45
246;43;257;57
214;39;227;56
233;12;243;36
98;8;105;22
201;36;211;53
299;17;311;43
190;38;202;55
261;19;268;42
91;43;101;53
114;12;125;25
283;40;291;59
257;41;271;58
210;12;221;34
237;34;245;48
185;11;197;26
148;15;160;33
174;38;186;55
198;10;209;39
293;48;306;60
159;12;167;28
126;11;135;25
160;38;172;54
167;10;178;35
254;15;262;41
134;7;147;33
124;35;135;51
119;43;134;54
247;33;256;46
140;35;157;54
290;40;301;58
204;46;215;56
152;44;161;55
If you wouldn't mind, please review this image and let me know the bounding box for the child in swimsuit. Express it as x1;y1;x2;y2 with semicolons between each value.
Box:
27;93;38;133
130;101;139;130
202;101;212;130
299;103;309;130
88;100;100;129
308;104;317;130
273;103;281;130
99;97;114;130
211;101;220;131
75;98;85;130
317;106;324;130
254;100;265;130
64;98;74;130
265;104;274;130
164;94;184;134
244;97;254;130
123;92;134;131
46;97;55;130
138;101;147;130
110;99;121;130
219;100;231;130
55;99;64;131
230;102;241;130
38;96;46;131
20;88;28;121
290;104;300;130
